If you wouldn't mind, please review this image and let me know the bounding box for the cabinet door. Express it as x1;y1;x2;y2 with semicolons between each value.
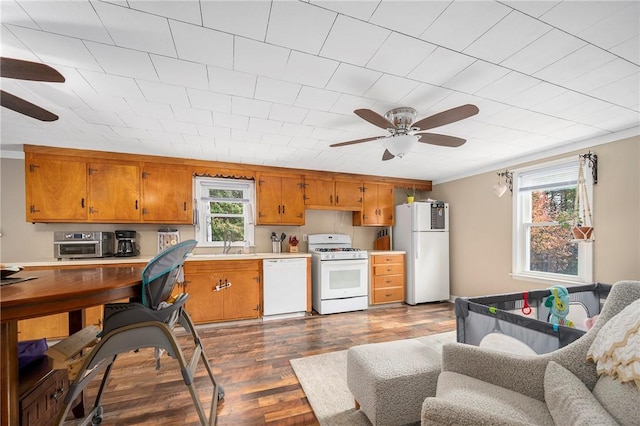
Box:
280;176;304;224
222;270;261;320
377;183;395;225
334;180;363;210
141;164;192;223
361;183;381;225
18;314;68;341
256;174;282;224
184;273;224;323
25;157;87;222
304;178;334;207
88;162;140;221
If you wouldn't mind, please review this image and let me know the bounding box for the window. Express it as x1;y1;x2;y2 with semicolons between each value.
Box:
194;177;255;247
512;158;593;284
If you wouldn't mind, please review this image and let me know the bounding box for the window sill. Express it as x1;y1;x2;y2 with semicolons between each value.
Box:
511;272;589;287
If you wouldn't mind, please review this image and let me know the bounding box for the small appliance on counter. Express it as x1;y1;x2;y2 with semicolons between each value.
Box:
158;228;180;253
54;231;115;259
115;230;139;257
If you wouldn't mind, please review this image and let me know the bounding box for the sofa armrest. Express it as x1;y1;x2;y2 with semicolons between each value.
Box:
422;397;533;426
441;342;549;401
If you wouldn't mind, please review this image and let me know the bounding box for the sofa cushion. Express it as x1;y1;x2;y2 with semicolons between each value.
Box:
592;375;640;426
436;371;554;425
544;361;618;425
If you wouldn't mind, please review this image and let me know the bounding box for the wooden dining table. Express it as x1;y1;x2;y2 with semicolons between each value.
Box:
0;266;145;426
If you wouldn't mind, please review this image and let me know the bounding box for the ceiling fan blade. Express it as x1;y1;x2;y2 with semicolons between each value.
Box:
1;90;59;121
330;135;386;147
382;149;395;161
0;57;65;82
354;109;396;130
417;133;466;147
412;104;479;131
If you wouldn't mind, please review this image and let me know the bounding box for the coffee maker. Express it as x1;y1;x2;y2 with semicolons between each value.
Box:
115;230;138;257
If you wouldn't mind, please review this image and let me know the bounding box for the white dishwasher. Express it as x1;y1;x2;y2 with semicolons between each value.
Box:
263;258;307;317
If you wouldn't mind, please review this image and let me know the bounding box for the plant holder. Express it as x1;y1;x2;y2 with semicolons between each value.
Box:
572;155;594;241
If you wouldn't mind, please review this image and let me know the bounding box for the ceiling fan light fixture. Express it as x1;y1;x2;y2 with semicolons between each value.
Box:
383;134;418;158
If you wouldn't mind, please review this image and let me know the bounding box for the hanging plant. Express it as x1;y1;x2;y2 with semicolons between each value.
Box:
572;155;594;240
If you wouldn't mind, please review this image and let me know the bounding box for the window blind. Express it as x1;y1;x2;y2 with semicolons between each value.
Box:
518;161;578;192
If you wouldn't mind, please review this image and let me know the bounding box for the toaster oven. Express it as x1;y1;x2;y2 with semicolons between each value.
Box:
54;231;115;259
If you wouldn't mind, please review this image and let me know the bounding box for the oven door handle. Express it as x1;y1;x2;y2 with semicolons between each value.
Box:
53;241;100;245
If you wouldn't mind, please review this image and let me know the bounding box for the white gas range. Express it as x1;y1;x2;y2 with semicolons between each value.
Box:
308;234;369;314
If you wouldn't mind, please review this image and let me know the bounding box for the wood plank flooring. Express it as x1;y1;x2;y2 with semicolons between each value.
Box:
81;302;455;425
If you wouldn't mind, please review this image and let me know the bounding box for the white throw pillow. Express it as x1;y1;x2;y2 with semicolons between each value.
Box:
544;361;618;426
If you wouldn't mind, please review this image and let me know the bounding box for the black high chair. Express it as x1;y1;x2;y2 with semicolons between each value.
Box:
55;240;222;425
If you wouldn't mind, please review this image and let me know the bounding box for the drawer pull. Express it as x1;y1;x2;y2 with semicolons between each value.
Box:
51;387;64;400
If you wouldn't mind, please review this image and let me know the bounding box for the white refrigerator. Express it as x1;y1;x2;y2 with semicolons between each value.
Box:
393;202;450;305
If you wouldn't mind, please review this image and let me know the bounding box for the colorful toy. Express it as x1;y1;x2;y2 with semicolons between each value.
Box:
545;285;575;328
583;315;599;330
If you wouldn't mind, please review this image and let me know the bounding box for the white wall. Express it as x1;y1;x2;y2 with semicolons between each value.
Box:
429;136;640;297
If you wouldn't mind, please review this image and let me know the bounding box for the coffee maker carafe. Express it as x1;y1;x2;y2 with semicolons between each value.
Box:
115;230;138;257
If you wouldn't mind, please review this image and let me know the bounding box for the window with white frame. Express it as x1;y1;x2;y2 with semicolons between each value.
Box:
512;157;593;284
194;177;255;248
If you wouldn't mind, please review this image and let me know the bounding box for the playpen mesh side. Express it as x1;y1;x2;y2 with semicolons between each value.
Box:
455;283;611;354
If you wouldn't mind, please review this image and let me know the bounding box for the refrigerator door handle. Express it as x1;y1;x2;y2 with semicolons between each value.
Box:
414;233;419;260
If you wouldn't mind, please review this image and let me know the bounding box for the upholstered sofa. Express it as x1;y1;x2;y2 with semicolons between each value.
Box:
422;280;640;426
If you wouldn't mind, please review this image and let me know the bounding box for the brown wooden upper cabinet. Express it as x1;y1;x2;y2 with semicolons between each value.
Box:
256;173;305;225
304;178;363;210
88;161;140;222
353;182;395;226
141;164;193;223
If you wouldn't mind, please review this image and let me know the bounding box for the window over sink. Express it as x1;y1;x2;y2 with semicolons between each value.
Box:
194;177;255;248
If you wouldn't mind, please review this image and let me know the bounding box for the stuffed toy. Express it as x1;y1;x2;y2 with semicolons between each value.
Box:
584;315;599;330
545;285;575;328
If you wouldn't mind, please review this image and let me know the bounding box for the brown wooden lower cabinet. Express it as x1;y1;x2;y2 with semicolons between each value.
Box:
370;253;405;305
19;358;70;426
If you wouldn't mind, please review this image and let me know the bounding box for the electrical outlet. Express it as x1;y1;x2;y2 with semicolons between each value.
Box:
302;234;308;242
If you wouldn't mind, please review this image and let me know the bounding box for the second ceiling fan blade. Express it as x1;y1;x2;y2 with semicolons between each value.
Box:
412;104;479;132
417;133;466;147
382;149;395;161
0;57;65;82
354;109;396;130
330;135;386;147
1;90;59;121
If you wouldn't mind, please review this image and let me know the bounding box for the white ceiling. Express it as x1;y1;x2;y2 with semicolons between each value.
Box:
1;0;639;183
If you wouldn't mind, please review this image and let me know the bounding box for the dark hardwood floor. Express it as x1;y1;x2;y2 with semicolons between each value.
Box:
82;302;455;425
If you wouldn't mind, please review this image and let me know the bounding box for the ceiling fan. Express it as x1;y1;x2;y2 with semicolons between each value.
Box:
0;57;65;121
330;104;479;161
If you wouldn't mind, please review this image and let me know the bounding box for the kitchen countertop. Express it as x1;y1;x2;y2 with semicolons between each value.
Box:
368;250;406;255
8;252;311;268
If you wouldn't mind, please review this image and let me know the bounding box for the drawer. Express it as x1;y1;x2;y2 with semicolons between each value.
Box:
372;254;404;265
373;263;404;276
373;274;404;289
20;369;69;426
373;287;404;304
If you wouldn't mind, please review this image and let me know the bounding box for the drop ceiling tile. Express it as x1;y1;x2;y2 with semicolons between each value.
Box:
72;107;125;126
502;1;560;18
539;1;631;35
308;0;378;21
150;55;208;90
208;67;256;98
475;71;540;102
556;98;614;122
187;88;231;113
161;119;198;135
280;122;314;138
269;103;309;124
294;86;340;111
266;1;336;54
399;84;454;112
0;25;40;61
310;127;344;141
320;15;390;66
282;51;339;88
231;129;262;143
547;123;608;142
364;74;420;103
79;70;144;98
201;1;270;41
303;110;361;132
127;0;202;25
197;125;231;140
501;29;586;74
248;117;283;134
75;92;133;114
566;58;639;93
261;133;291;146
578;2;640;50
92;1;176;57
172;105;213;126
17;0;112;43
136;80;190;107
407;47;475;86
6;25;101;71
325;63;381;96
169;21;233;68
85;41;158;80
506;82;567;109
591;72;640;108
420;1;510;52
2;0;38;29
118;113;164;131
534;44;617;85
443;60;509;94
146;129;185;143
234;37;290;79
254;77;301;104
370;0;449;38
212;112;249;130
464;11;551;63
366;32;436;77
125;98;175;120
232;97;272;119
329;94;377;115
532;90;592;116
110;126;150;139
610;35;639;65
582;105;640;132
16;81;86;109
